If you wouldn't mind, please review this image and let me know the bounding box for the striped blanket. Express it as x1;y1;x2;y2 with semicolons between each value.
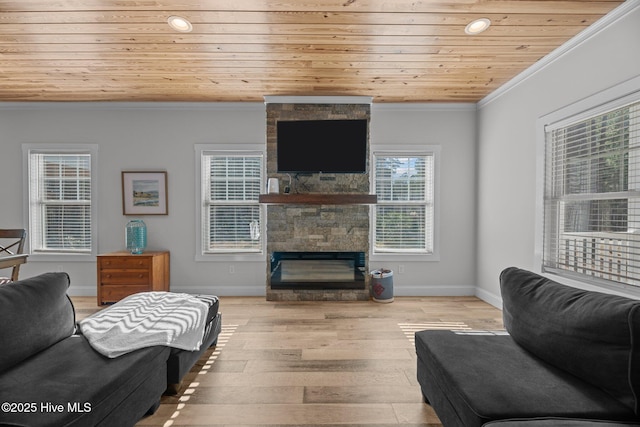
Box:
79;292;208;358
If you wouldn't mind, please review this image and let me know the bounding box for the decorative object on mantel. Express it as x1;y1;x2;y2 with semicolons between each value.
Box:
283;174;292;194
125;219;147;254
267;177;279;194
122;171;168;215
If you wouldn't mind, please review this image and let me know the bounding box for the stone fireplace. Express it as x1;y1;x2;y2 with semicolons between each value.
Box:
264;96;372;301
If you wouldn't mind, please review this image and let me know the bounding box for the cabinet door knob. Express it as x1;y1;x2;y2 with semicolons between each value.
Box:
138;274;143;278
106;274;111;278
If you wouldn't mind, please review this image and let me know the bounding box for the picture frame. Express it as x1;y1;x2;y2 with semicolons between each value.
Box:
122;171;168;215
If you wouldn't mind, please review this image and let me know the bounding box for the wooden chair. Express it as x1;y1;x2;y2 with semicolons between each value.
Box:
0;229;28;284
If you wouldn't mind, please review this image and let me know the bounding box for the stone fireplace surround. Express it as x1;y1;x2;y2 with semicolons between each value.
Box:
264;96;373;301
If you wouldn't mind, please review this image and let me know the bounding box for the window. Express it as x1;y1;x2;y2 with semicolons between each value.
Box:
543;98;640;287
372;148;438;257
24;145;98;257
198;147;264;256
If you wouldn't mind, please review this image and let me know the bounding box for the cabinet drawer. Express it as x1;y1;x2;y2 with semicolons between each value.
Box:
97;251;169;305
100;271;149;285
100;285;149;303
99;256;151;270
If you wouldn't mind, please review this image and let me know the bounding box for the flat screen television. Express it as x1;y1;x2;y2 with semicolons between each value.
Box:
276;119;368;173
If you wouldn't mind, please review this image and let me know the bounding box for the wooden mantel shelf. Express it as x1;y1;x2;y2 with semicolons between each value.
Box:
259;194;377;205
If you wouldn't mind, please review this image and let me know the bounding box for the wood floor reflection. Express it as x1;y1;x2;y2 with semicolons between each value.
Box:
73;296;503;426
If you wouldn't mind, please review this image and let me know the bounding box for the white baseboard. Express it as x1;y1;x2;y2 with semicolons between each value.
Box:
174;285;267;296
67;284;268;297
475;287;503;309
393;285;476;297
68;284;492;300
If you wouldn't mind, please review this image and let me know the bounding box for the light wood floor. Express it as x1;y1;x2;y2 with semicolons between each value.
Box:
73;296;504;426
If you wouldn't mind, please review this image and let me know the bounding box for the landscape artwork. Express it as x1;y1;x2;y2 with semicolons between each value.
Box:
132;179;160;207
122;171;168;215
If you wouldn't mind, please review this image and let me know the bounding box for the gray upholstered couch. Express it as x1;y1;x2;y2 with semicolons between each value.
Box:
0;272;220;427
415;267;640;427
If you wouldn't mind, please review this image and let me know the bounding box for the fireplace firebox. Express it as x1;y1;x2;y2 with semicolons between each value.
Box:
270;251;366;290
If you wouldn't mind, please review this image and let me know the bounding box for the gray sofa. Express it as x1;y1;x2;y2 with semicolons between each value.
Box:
0;272;220;427
415;267;640;427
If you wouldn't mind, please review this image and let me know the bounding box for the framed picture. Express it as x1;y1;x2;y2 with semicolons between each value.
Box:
122;171;168;215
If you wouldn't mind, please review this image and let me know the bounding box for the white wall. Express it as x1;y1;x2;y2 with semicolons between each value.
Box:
0;103;267;296
371;104;477;295
0;102;477;297
475;2;640;307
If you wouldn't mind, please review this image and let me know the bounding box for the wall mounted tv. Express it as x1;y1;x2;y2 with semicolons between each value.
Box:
276;119;368;173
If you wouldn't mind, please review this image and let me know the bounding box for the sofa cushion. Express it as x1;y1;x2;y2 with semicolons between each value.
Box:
167;295;221;387
415;330;637;427
194;294;219;325
0;334;170;426
500;267;640;415
0;272;76;373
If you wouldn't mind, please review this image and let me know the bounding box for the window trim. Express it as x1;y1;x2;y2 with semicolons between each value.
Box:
535;75;640;294
194;143;266;262
22;143;99;262
370;144;440;262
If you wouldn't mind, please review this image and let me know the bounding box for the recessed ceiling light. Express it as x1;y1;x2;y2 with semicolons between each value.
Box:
167;15;193;33
465;18;491;35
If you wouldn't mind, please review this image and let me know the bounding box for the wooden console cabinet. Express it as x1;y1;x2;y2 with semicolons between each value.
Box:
97;250;170;305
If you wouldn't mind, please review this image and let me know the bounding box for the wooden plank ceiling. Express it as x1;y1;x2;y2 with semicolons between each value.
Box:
0;0;625;103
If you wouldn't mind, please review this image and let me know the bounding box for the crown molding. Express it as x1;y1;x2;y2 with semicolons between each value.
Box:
478;0;640;109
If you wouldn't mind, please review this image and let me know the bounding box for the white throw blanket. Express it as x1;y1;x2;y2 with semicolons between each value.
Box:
79;292;208;358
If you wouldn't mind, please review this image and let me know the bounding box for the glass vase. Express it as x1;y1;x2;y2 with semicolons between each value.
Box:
125;219;147;254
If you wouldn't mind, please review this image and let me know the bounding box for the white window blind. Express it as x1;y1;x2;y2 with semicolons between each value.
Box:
28;152;93;253
202;152;263;253
373;153;434;253
543;99;640;287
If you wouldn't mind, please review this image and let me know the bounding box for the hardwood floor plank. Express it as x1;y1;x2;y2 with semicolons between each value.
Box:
304;385;423;404
393;403;442;425
72;296;504;426
243;358;416;373
194;371;413;387
217;349;303;361
138;403;401;425
301;348;415;361
164;386;304;405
